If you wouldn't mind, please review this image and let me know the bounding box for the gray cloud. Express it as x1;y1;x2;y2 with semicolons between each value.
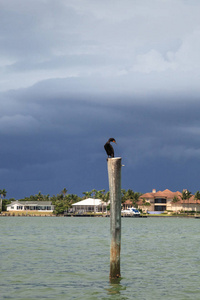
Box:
1;0;200;91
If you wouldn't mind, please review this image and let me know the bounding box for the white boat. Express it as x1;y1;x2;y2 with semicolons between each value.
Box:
121;207;140;216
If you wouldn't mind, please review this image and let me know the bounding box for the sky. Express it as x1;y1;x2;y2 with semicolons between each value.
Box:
1;0;200;199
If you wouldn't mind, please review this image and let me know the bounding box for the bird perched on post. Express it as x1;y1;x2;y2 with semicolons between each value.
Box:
104;138;117;158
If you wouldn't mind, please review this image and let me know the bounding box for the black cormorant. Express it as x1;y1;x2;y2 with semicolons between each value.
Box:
104;138;117;158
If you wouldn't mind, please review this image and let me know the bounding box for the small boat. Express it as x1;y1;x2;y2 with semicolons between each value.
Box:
121;208;140;217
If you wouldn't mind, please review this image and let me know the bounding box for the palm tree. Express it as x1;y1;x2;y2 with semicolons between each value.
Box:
91;189;97;198
132;192;142;208
121;189;127;203
1;189;7;199
171;196;180;213
82;191;92;199
44;194;50;201
121;189;141;208
194;191;200;200
95;189;105;199
61;188;68;198
185;190;192;212
36;191;43;201
141;198;151;212
194;191;200;212
126;189;135;199
104;191;110;203
0;189;7;212
67;194;79;204
181;190;192;212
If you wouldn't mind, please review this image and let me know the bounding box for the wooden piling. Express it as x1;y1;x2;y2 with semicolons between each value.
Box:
107;157;122;279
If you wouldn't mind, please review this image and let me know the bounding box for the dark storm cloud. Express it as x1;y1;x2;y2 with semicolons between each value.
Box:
1;77;200;198
1;1;200;198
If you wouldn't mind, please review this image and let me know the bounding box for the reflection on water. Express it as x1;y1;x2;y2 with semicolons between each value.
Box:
1;217;200;299
107;278;127;297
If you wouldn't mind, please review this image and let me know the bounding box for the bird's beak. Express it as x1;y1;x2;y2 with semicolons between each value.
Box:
114;141;117;144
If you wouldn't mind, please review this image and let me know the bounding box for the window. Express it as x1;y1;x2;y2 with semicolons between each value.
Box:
17;206;23;210
155;198;166;204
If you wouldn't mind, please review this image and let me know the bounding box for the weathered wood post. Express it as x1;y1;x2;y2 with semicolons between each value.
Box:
107;157;122;279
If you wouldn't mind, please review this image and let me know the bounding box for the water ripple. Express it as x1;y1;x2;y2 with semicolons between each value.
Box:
1;217;200;299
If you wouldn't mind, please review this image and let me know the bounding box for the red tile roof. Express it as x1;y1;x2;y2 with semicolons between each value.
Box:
124;200;133;205
140;193;154;199
154;191;167;198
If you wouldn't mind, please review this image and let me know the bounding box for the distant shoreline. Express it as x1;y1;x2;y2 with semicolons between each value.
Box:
1;212;200;218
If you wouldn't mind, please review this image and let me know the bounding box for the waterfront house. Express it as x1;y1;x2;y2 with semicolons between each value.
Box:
72;198;107;213
7;201;55;212
138;189;200;213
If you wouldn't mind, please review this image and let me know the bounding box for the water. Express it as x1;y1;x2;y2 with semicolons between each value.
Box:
1;217;200;299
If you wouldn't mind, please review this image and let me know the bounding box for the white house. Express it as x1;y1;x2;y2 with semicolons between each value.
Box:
7;201;55;212
72;198;108;213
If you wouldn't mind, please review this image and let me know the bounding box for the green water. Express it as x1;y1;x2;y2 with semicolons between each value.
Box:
1;217;200;299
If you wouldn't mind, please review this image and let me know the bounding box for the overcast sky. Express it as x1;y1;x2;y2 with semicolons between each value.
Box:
1;0;200;199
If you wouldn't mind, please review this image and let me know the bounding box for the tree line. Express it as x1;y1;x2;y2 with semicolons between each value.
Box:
0;188;142;215
2;188;200;214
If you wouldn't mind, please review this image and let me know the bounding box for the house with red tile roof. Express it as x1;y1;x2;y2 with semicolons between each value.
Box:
138;189;200;213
